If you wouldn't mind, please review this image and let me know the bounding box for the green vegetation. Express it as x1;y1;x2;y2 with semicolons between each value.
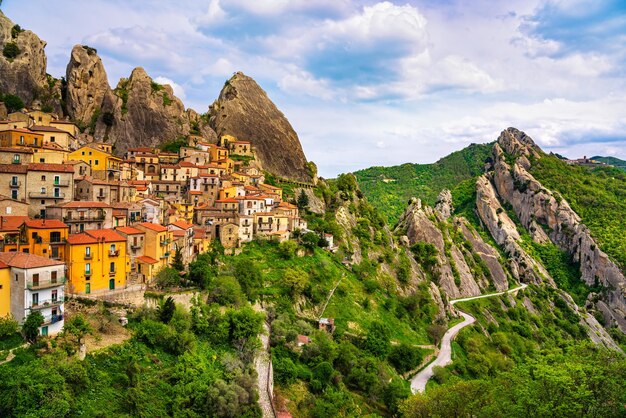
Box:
0;93;24;113
81;45;98;55
530;153;626;270
401;343;626;417
162;92;172;106
11;25;24;39
355;143;493;224
114;79;129;115
2;42;20;60
150;81;164;93
159;138;187;154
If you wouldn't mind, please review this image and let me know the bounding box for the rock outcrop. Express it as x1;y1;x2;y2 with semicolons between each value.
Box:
396;196;508;298
0;11;48;104
209;72;311;182
65;45;111;124
484;127;626;331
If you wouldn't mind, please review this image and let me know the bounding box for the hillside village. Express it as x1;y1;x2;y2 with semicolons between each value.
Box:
0;108;313;336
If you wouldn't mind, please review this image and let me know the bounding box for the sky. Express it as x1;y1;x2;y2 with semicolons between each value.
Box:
3;0;626;177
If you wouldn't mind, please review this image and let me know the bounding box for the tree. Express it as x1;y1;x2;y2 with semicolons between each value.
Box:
297;189;309;210
302;232;319;250
63;314;94;345
157;296;176;323
0;315;18;338
427;323;447;345
388;343;423;374
278;240;298;259
282;268;309;297
2;42;20;60
227;307;263;344
172;246;184;271
233;259;262;301
22;311;44;342
155;267;180;289
1;93;24;113
363;321;391;358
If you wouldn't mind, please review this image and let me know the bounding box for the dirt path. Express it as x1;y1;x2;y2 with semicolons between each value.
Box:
318;274;344;319
252;304;275;418
410;283;528;393
0;343;28;366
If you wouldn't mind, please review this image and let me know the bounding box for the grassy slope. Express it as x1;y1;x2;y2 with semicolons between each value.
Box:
354;143;493;224
530;153;626;270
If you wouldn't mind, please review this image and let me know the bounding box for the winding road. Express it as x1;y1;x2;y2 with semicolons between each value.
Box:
410;283;528;393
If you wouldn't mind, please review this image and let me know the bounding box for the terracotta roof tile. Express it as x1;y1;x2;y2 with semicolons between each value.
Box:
115;226;144;235
86;229;126;242
137;222;168;232
24;219;68;229
137;255;158;264
0;252;64;268
66;233;98;245
169;220;194;230
0;216;30;232
0;164;28;174
27;163;74;173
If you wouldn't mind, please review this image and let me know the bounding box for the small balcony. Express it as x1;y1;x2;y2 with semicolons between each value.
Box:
53;179;70;187
109;249;120;257
27;277;66;290
96;193;108;200
30;297;64;309
9;180;20;188
64;214;105;223
29;191;66;199
42;314;64;325
131;243;143;250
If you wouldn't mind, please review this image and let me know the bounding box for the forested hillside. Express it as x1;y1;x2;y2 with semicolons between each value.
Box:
354;143;492;224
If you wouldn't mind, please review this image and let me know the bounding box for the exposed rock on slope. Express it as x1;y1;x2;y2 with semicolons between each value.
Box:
484;127;626;331
0;11;48;104
64;47;216;155
396;191;508;298
209;72;311;182
65;45;111;124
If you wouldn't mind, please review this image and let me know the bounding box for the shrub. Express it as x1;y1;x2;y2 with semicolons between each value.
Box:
22;311;44;342
1;93;24;113
388;343;423;374
0;316;18;339
11;25;24;39
3;42;20;60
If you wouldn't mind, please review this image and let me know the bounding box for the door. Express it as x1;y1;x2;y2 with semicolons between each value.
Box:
41;326;48;336
109;279;115;290
85;283;90;294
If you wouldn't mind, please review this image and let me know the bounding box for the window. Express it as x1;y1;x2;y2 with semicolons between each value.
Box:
110;244;116;253
85;283;90;294
81;151;85;156
85;262;91;273
11;190;17;199
19;136;24;144
50;231;60;243
12;154;20;163
33;138;38;146
39;158;45;163
85;246;91;257
11;176;17;186
32;293;39;306
41;175;46;181
51;289;57;302
110;262;115;273
40;187;46;194
51;271;57;282
32;273;39;286
54;175;60;185
88;151;92;156
54;188;60;198
95;160;99;166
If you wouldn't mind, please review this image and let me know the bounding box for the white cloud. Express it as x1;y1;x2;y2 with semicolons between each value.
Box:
153;76;186;100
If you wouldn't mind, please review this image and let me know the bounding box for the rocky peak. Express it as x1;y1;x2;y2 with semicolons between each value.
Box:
0;11;48;104
209;72;311;182
65;45;111;124
434;189;453;219
497;127;541;161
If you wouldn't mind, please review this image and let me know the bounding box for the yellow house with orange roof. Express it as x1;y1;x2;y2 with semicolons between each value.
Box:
135;222;173;275
22;219;69;261
66;229;128;294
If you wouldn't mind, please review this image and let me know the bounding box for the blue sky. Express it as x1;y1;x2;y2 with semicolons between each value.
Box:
3;0;626;176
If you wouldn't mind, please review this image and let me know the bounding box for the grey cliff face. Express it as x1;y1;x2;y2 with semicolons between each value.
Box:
209;72;311;182
0;11;48;104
